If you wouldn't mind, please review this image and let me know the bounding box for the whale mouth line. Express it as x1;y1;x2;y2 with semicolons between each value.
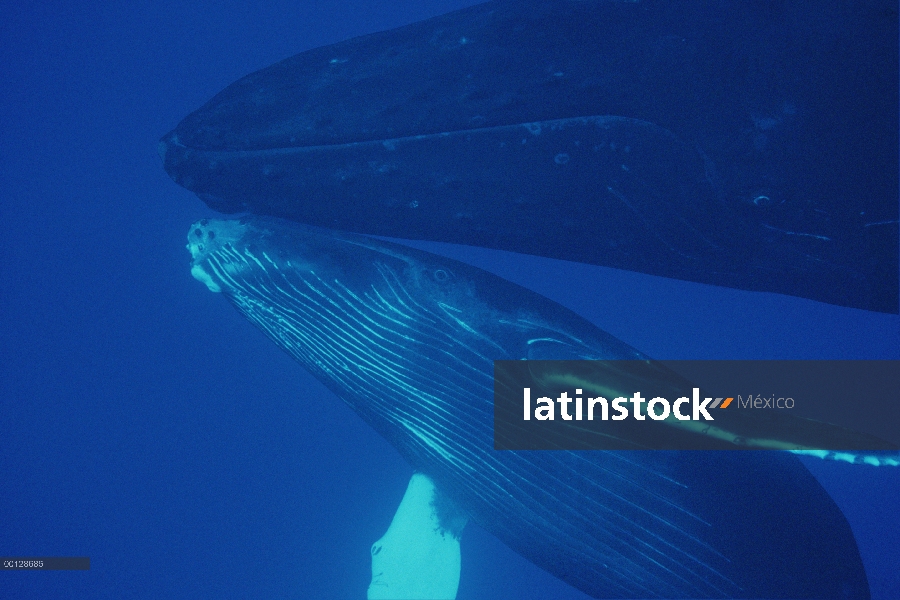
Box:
163;114;650;155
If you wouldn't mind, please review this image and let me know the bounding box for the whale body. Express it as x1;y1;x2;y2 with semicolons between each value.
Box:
162;0;899;313
186;216;871;599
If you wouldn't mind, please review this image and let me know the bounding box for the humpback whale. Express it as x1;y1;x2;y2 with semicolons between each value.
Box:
186;216;873;599
161;0;899;313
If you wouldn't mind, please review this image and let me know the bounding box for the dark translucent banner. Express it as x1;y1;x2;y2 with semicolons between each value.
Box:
1;557;90;570
494;360;900;451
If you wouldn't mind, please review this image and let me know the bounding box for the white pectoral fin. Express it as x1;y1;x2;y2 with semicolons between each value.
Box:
368;473;466;600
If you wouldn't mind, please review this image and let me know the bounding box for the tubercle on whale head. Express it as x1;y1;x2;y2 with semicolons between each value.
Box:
187;218;250;293
187;218;250;261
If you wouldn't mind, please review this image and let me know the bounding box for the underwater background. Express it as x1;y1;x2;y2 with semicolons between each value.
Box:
1;1;897;598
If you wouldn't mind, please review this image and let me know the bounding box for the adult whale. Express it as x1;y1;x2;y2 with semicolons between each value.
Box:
161;0;899;313
186;215;872;599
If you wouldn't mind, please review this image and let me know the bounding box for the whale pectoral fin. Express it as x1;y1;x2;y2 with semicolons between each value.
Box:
368;473;467;600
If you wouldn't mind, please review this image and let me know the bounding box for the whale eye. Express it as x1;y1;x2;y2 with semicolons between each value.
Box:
422;268;453;283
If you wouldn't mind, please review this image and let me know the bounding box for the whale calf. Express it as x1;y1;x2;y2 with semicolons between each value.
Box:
186;215;871;599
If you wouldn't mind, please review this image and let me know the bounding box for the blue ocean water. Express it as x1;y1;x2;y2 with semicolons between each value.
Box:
0;1;897;599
